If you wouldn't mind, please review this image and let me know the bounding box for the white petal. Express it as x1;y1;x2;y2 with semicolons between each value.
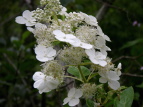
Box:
98;60;107;66
97;26;104;36
107;71;119;80
63;98;71;105
88;15;98;26
36;55;54;62
69;38;81;47
33;72;45;81
98;71;106;77
53;30;65;37
74;89;83;98
15;16;26;24
117;71;121;76
97;36;106;46
68;88;75;97
117;63;122;69
33;80;44;88
99;77;107;83
102;34;111;42
35;45;46;55
85;48;96;58
100;50;107;57
96;52;106;59
69;98;79;106
108;80;120;90
46;78;59;90
47;47;56;57
27;27;35;33
23;10;31;19
89;57;99;64
65;34;76;39
80;42;93;49
25;21;35;26
39;87;51;94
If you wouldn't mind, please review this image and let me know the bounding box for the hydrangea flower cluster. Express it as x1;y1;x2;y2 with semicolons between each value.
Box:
15;0;122;106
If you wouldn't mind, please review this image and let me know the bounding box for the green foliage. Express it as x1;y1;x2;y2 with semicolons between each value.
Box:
120;38;143;50
114;87;134;107
86;99;94;107
67;66;90;78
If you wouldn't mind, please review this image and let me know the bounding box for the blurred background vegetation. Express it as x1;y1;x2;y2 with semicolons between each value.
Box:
0;0;143;107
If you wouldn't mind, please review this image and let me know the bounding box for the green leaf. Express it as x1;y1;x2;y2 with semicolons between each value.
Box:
81;66;90;76
67;66;90;78
86;99;94;107
21;31;31;43
136;82;143;89
114;87;134;107
67;66;79;77
120;39;143;50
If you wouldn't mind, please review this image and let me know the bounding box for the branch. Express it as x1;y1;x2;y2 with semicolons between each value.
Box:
122;73;143;78
112;53;143;62
96;2;109;21
95;0;132;23
96;0;115;21
3;53;36;107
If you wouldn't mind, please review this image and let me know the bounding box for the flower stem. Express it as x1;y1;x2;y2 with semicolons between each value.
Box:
78;66;87;83
53;12;60;25
64;76;83;82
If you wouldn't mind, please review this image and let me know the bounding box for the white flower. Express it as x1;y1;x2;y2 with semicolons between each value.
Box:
80;12;98;26
53;30;93;49
98;71;120;90
27;23;47;34
35;44;56;62
97;26;111;42
59;7;68;15
53;30;76;43
15;10;36;26
95;36;111;56
63;88;83;106
33;72;59;94
71;38;93;49
85;48;107;66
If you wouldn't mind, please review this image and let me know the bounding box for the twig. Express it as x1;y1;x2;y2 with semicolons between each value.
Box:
60;81;74;89
95;0;132;23
112;53;143;62
122;73;143;78
95;0;115;21
3;53;36;107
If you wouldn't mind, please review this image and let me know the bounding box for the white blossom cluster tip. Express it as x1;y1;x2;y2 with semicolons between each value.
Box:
63;88;83;106
15;0;122;105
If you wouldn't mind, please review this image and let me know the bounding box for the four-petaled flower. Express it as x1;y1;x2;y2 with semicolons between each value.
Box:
33;72;60;94
53;30;93;49
98;71;120;90
35;44;56;62
80;12;98;26
15;10;36;26
63;87;83;106
85;48;107;66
